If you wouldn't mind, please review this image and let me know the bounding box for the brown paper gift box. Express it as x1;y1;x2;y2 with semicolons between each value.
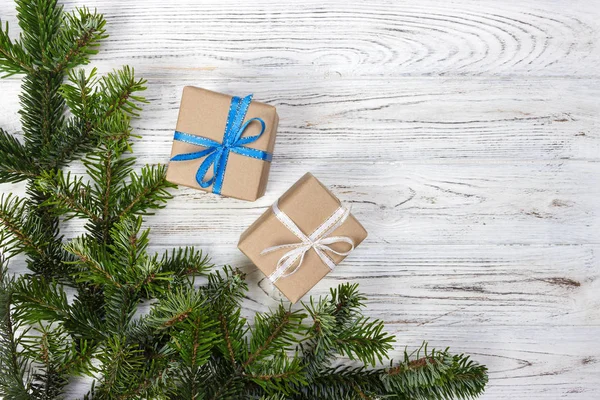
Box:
238;173;368;303
166;87;279;201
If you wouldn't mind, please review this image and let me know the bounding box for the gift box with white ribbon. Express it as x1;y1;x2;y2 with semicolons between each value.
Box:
238;173;368;303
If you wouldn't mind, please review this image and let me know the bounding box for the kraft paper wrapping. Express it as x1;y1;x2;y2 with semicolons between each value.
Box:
238;173;368;303
166;87;279;201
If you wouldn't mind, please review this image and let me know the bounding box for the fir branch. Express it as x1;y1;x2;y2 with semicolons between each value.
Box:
107;216;149;269
115;164;175;218
0;20;34;76
84;141;135;241
19;70;65;163
332;316;394;367
112;361;170;400
103;286;137;333
205;267;248;307
157;246;213;279
61;67;99;118
12;276;71;324
291;366;383;400
65;236;122;288
95;335;145;398
171;315;218;368
0;257;32;399
145;286;206;330
329;283;366;325
14;0;65;154
98;66;147;118
216;305;248;367
44;121;94;171
0;128;37;183
245;351;307;395
169;314;219;398
100;146;117;234
49;7;107;73
68;293;105;341
384;345;488;400
15;0;62;63
54;338;95;376
220;314;238;365
259;394;287;400
37;170;100;222
206;371;245;400
0;194;48;260
20;325;77;398
245;305;307;368
301;283;371;378
206;267;248;365
50;67;146;169
48;69;100;169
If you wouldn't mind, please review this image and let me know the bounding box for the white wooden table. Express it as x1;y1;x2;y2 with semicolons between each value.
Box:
1;0;599;398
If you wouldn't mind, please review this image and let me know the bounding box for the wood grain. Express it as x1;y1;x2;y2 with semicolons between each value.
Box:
1;0;599;398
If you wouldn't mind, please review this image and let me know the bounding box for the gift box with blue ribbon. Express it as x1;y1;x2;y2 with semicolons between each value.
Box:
166;87;279;201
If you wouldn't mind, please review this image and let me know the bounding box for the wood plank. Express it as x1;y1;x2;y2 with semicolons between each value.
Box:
2;76;600;162
4;158;598;246
1;0;597;77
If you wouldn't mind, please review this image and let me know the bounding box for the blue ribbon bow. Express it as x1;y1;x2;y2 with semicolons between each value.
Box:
170;94;272;195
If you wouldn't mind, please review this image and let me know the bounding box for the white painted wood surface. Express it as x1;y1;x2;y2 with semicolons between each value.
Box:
1;0;599;398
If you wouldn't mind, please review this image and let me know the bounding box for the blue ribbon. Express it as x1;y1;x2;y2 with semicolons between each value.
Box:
170;94;272;195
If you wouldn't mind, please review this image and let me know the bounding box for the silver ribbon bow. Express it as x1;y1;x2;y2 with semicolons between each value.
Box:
261;199;354;282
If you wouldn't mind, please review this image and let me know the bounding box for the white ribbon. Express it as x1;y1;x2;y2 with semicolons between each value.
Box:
261;199;354;283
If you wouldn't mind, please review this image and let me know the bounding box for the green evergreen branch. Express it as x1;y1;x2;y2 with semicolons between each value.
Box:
208;372;245;400
144;286;206;330
20;325;83;398
245;305;307;368
259;394;287;400
384;345;488;400
291;366;382;400
169;314;219;398
245;352;307;395
0;194;48;259
0;193;68;277
12;276;71;324
37;170;100;222
99;66;147;118
0;20;34;76
106;217;148;269
0;257;33;398
50;7;107;73
54;338;94;376
94;335;145;398
111;357;170;400
332;316;395;366
157;246;213;279
61;67;98;118
0;128;38;183
103;286;137;333
68;295;105;341
49;68;146;169
300;283;372;378
171;315;218;368
115;164;175;218
65;237;122;288
84;142;135;241
15;0;62;63
48;69;99;168
100;146;115;238
13;3;66;166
